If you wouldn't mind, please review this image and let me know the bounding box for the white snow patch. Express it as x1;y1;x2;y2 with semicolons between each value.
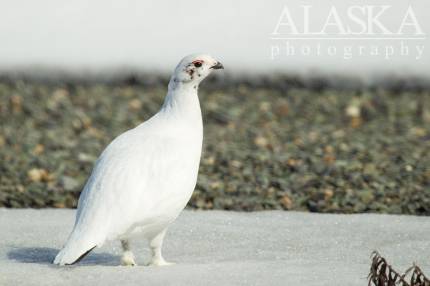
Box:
1;209;429;286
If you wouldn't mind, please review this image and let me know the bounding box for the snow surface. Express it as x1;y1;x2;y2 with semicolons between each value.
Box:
1;209;429;286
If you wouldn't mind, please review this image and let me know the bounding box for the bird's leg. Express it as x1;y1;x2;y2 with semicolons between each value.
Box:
120;239;137;266
149;229;174;266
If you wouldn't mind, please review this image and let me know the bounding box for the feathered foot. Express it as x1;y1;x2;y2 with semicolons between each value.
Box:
149;229;175;266
120;239;137;266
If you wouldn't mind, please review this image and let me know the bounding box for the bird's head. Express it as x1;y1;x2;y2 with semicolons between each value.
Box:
170;54;223;88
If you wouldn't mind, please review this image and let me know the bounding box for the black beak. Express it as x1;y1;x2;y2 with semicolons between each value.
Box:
211;62;224;70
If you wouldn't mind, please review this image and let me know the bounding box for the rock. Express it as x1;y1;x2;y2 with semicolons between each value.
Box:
345;104;361;117
280;194;293;209
128;99;142;111
61;176;80;192
254;136;268;148
27;168;53;183
32;144;45;155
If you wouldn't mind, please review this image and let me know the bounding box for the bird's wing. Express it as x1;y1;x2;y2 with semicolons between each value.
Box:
54;114;199;265
54;126;159;265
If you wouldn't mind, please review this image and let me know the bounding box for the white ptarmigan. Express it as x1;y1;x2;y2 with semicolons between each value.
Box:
53;54;224;266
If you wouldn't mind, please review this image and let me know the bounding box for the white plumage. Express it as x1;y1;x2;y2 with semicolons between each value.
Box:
53;54;224;266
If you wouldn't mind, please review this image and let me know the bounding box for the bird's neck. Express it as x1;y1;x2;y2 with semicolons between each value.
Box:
160;79;202;121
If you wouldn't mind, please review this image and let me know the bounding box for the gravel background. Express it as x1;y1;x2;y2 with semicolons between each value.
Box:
0;75;429;214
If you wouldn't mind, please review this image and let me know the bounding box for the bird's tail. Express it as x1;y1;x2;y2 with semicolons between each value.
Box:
53;230;98;266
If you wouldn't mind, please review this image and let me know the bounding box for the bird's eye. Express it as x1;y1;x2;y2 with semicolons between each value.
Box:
193;61;202;68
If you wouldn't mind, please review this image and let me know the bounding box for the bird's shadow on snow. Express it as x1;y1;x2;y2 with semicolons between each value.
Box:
7;247;119;266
